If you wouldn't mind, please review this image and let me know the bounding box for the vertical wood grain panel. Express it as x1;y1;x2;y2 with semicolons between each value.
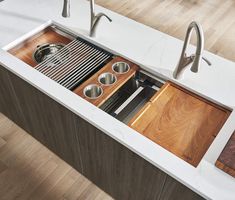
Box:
159;175;204;200
0;66;29;131
75;118;166;200
5;68;83;172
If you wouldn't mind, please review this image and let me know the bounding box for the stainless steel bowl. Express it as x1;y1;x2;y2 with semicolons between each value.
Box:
33;43;68;64
98;72;117;86
83;84;103;99
112;62;130;74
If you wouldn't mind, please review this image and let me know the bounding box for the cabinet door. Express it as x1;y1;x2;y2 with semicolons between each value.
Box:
159;175;204;200
7;70;83;172
0;66;30;131
75;117;166;200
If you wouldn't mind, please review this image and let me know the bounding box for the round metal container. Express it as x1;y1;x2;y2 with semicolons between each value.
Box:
112;62;130;74
98;72;117;86
83;84;103;99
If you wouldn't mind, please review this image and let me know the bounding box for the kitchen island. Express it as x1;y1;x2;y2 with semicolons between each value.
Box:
0;0;235;199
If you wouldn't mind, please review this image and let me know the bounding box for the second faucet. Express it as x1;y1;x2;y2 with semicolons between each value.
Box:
62;0;112;37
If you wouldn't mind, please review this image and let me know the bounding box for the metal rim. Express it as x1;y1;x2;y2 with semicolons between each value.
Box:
112;62;130;74
98;72;117;86
83;84;103;99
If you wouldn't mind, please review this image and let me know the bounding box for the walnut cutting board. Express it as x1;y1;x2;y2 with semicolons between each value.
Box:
73;56;139;107
216;132;235;177
128;82;231;167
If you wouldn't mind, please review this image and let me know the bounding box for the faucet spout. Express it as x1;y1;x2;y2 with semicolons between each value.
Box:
173;21;207;79
90;12;112;37
89;0;112;37
62;0;112;37
62;0;70;18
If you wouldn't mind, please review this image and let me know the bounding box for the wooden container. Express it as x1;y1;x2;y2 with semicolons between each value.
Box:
73;57;138;107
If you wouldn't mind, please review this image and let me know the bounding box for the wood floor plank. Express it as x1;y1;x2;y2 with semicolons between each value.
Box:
0;113;112;200
27;158;71;200
0;160;7;174
39;169;80;200
0;137;6;149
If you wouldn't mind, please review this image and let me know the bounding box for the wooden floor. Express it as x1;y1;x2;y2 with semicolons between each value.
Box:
0;113;112;200
96;0;235;62
1;0;235;199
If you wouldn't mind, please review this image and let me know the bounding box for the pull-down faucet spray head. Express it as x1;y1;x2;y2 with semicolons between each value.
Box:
62;0;70;18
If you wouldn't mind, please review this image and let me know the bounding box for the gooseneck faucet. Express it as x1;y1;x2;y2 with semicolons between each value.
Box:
173;21;211;79
62;0;112;37
89;0;112;37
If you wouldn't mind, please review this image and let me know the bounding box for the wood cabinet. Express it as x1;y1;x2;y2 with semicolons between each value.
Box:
129;82;231;167
0;67;30;132
75;117;166;200
160;175;204;200
0;66;83;172
0;65;205;200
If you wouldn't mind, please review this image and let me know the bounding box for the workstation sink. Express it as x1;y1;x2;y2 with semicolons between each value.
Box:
4;22;231;168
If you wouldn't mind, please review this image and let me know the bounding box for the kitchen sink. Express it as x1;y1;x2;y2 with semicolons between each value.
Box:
4;22;231;168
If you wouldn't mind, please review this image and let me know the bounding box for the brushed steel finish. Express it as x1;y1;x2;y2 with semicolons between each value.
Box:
83;84;103;99
112;62;130;74
62;0;70;17
34;38;112;90
98;72;117;86
33;43;66;64
89;0;112;37
173;21;211;79
61;0;112;37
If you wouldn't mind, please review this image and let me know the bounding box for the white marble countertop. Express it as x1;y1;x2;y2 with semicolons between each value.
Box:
0;0;235;199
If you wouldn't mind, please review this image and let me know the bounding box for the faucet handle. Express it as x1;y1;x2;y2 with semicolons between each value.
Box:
190;54;212;66
201;56;212;66
96;12;112;22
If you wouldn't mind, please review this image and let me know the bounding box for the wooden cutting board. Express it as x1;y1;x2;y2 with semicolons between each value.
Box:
216;132;235;177
128;82;231;167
